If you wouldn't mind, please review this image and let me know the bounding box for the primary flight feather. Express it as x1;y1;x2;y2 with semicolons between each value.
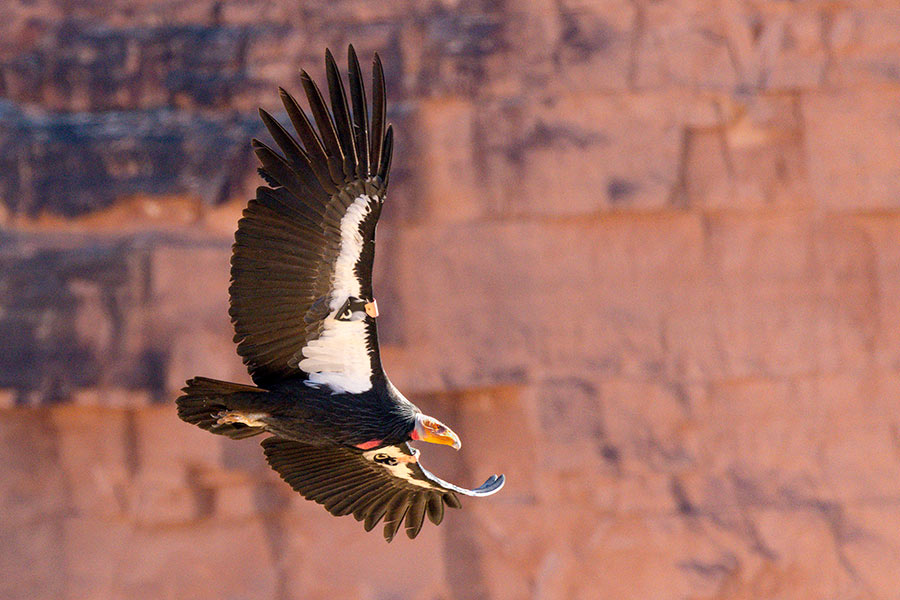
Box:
176;45;504;542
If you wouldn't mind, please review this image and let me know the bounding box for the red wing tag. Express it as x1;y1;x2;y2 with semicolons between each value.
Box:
364;300;379;318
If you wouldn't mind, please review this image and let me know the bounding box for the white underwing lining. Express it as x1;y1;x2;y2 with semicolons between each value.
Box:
298;195;375;394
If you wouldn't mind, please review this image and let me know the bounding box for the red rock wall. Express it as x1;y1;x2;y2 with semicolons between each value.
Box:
2;1;899;598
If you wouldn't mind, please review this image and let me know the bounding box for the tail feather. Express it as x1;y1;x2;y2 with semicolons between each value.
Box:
176;377;269;439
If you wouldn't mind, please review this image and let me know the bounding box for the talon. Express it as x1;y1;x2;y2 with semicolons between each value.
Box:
214;410;268;428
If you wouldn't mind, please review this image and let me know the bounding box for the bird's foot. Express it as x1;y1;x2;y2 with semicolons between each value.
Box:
214;410;268;427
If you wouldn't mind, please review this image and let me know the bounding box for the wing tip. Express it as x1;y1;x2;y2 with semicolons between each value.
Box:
474;473;506;496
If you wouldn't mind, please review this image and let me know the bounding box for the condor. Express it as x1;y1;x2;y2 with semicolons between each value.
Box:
176;46;504;542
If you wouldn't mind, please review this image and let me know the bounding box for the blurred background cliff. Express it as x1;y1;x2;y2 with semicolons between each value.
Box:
2;0;900;598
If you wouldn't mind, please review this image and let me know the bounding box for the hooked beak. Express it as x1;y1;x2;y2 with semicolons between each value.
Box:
412;413;461;450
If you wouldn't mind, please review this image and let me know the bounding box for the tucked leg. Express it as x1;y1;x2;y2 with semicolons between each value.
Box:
214;410;269;427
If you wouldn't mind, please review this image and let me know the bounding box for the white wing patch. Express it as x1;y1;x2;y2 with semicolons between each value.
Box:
298;195;375;394
363;446;436;489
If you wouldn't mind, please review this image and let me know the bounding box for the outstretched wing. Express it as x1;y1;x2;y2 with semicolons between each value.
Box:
230;46;394;393
262;438;505;542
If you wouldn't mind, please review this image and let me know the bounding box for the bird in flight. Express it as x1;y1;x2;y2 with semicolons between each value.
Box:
176;45;504;541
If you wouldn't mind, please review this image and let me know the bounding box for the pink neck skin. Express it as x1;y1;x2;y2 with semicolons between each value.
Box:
355;439;383;450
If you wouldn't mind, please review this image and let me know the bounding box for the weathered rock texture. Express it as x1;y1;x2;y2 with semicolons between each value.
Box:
1;1;899;598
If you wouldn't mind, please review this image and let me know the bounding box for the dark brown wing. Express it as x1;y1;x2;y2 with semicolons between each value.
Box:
229;46;394;392
262;438;505;542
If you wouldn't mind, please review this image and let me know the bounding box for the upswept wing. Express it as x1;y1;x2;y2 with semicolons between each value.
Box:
262;438;505;541
230;46;393;393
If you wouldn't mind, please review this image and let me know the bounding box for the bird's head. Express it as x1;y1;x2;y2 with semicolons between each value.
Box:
410;413;461;450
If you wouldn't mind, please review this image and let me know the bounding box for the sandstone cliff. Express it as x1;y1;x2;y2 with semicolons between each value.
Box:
2;1;900;598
